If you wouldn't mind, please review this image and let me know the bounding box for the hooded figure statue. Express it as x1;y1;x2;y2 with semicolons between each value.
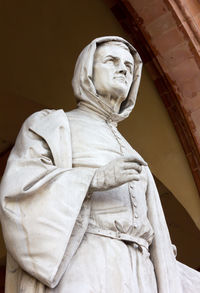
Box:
0;36;200;293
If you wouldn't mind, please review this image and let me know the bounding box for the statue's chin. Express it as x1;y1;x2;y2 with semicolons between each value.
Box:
111;88;129;102
111;82;130;100
96;86;129;106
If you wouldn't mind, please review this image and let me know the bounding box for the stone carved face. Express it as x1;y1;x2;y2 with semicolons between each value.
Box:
93;42;134;101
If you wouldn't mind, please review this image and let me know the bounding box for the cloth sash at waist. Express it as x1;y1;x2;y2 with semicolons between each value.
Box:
86;226;149;253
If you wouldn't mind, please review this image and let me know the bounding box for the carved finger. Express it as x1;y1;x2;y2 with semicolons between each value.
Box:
123;156;147;166
126;174;140;181
123;162;142;172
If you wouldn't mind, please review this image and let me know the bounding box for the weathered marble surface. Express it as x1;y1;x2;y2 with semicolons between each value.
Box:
0;36;199;292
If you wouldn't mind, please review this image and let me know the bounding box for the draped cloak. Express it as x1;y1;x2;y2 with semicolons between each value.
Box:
0;36;200;292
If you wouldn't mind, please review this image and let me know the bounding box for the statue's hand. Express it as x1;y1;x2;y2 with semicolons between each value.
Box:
90;156;147;192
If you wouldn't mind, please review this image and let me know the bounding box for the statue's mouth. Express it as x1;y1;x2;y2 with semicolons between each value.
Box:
114;75;127;84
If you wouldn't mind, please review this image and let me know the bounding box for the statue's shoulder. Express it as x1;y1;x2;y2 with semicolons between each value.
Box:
26;108;62;121
23;109;67;128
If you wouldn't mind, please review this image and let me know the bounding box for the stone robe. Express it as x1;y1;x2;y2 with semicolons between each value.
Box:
0;36;200;292
0;108;199;292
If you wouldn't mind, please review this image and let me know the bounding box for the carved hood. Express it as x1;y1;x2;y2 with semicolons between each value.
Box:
72;36;142;123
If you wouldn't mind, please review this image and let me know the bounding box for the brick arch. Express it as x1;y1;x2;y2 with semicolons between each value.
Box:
104;0;200;196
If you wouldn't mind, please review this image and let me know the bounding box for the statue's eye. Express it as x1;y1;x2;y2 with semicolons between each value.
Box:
104;56;118;64
105;57;114;63
126;63;133;73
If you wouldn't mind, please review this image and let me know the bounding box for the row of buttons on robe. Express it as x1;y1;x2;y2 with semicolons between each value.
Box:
129;182;138;228
106;121;139;229
106;121;126;155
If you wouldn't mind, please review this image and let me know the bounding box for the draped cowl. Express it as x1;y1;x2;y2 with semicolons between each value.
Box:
0;109;96;291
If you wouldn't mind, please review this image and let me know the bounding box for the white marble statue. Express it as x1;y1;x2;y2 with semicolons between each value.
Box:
0;36;200;292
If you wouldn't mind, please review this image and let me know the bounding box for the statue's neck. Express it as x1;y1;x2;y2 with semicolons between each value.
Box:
98;94;124;114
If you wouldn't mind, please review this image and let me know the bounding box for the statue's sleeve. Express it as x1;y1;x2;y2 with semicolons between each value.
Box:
0;111;95;288
145;167;183;292
146;168;200;292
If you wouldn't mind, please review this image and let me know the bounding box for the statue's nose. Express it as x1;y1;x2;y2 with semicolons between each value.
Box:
119;68;127;75
118;61;127;75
